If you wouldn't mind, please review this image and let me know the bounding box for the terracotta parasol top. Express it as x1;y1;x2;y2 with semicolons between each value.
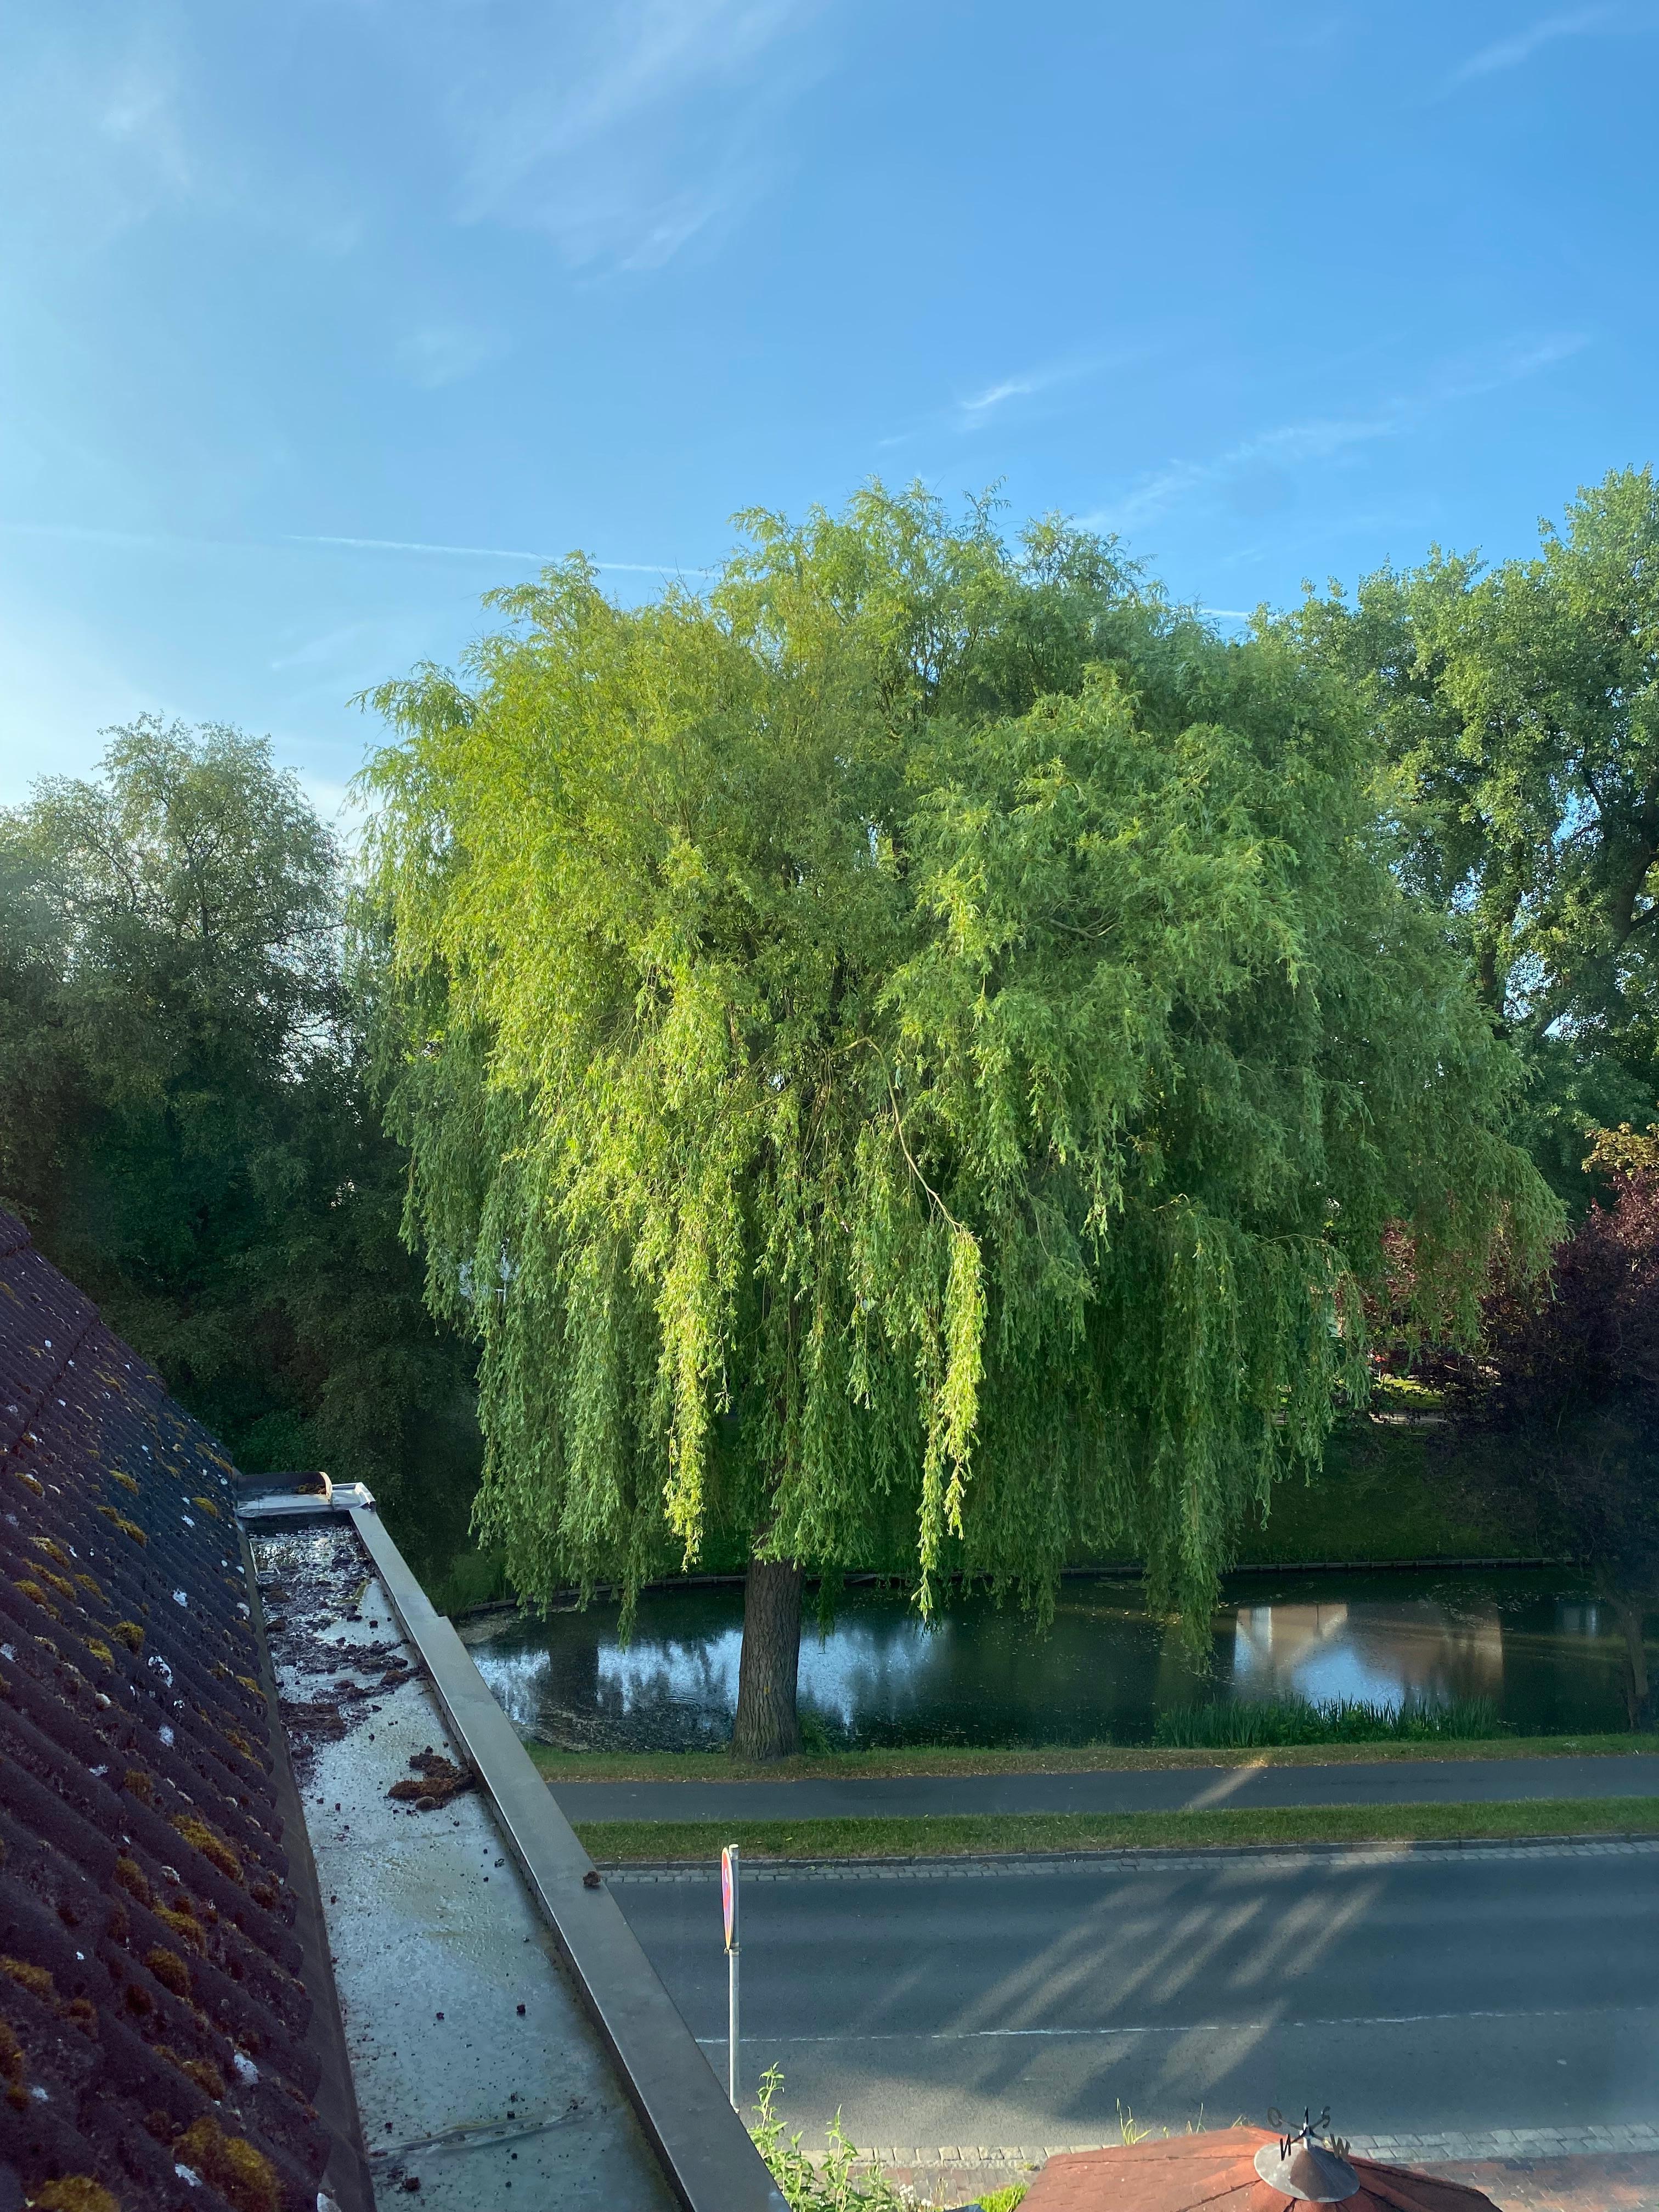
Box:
1019;2127;1504;2212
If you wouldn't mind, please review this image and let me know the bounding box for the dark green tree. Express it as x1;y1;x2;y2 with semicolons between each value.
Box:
363;488;1555;1759
1432;1123;1659;1728
0;717;471;1498
1286;466;1659;1194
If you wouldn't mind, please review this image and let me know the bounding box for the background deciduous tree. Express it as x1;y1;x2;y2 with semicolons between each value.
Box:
1287;467;1659;1197
1431;1124;1659;1728
0;718;474;1504
363;488;1555;1759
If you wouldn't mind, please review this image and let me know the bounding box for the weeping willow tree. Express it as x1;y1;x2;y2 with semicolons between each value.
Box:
360;488;1557;1758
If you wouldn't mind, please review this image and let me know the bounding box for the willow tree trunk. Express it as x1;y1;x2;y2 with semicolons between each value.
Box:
731;1558;804;1761
1615;1598;1653;1731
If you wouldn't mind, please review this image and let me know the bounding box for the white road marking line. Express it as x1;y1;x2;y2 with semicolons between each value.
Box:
692;2000;1659;2046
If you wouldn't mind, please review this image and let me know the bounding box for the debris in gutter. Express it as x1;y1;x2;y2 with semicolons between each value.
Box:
256;1534;411;1780
387;1748;472;1812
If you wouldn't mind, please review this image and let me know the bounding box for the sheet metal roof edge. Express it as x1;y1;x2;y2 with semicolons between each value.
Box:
233;1520;377;2212
345;1504;788;2212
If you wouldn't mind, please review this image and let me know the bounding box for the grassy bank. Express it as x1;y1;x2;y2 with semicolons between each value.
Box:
576;1795;1659;1865
422;1392;1526;1613
1232;1404;1505;1564
528;1731;1658;1784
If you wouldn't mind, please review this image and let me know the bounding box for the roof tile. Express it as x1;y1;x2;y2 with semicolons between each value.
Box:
0;1206;359;2212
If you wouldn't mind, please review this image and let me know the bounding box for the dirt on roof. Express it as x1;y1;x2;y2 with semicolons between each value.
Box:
0;1207;364;2212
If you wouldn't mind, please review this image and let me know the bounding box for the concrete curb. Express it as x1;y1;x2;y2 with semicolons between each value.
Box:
848;2125;1659;2172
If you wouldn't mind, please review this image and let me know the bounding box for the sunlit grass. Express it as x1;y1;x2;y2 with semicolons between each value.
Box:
1373;1375;1446;1408
577;1795;1659;1864
528;1729;1657;1783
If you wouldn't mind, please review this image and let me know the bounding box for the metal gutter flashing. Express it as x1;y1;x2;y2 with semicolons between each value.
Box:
348;1503;787;2212
237;1476;377;1520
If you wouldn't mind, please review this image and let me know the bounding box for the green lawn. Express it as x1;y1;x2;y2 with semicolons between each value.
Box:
576;1795;1659;1865
528;1731;1658;1784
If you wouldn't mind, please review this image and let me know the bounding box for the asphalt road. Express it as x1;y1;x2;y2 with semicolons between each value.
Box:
610;1841;1659;2151
551;1753;1659;1823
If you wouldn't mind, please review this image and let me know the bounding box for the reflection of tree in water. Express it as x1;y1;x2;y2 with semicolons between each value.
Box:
797;1615;941;1741
802;1596;1176;1747
473;1628;741;1751
1155;1613;1216;1719
1229;1600;1505;1710
467;1570;1637;1750
594;1633;744;1750
472;1588;1182;1749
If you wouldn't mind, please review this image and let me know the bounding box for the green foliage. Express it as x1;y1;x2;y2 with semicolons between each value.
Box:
362;486;1555;1637
1231;1413;1509;1565
0;718;474;1498
578;1794;1659;1864
1286;467;1659;1197
1431;1125;1659;1722
749;2067;913;2211
1152;1694;1505;1748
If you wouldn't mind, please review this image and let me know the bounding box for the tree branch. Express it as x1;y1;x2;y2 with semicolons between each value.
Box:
884;1068;963;1234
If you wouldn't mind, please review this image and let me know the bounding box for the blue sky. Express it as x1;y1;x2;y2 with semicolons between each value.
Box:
2;1;1654;816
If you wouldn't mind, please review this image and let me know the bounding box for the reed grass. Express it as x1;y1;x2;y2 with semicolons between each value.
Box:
1152;1693;1505;1747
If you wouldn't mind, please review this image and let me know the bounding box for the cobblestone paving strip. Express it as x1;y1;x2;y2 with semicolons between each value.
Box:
606;1835;1659;1881
848;2130;1659;2176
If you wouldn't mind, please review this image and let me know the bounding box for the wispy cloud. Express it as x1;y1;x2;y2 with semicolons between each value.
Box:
98;55;193;194
1439;5;1631;92
287;533;706;574
1099;416;1396;532
291;532;551;561
954;357;1115;429
394;325;501;391
957;373;1052;421
879;353;1139;450
0;14;367;273
1434;330;1591;399
0;24;198;264
1091;332;1590;532
0;520;229;556
440;0;831;271
0;519;702;575
268;619;391;676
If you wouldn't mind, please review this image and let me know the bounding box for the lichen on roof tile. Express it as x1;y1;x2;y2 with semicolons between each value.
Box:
0;1207;358;2212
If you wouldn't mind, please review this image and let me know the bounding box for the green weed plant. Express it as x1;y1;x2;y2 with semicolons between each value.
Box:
1153;1692;1505;1748
750;2067;916;2210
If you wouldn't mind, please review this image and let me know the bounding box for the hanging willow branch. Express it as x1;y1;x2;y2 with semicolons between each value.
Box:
358;489;1559;1641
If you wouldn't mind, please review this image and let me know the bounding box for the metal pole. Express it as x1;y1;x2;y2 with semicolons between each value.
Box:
727;1933;740;2110
723;1841;741;2112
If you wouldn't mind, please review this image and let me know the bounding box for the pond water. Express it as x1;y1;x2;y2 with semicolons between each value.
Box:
459;1568;1643;1750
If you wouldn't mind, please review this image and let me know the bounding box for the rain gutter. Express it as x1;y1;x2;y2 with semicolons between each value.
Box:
233;1519;379;2212
344;1501;786;2212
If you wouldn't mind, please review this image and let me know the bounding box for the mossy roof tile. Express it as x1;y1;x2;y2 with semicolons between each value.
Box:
0;1207;357;2212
